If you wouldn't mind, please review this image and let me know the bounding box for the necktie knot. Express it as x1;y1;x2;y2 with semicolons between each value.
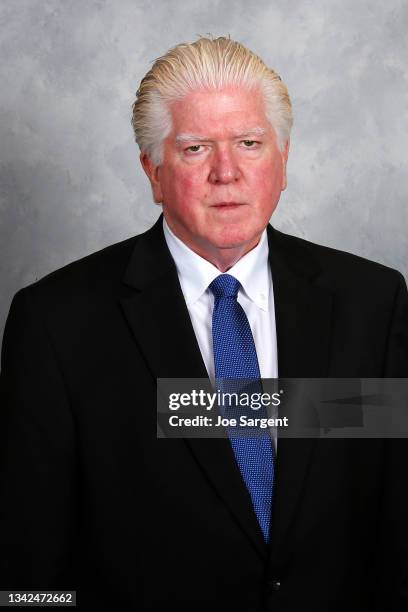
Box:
209;274;240;300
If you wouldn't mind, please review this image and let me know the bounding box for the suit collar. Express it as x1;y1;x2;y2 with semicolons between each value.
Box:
122;214;175;292
120;214;207;379
266;224;333;378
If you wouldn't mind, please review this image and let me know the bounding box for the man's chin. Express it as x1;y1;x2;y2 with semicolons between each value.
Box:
207;228;263;251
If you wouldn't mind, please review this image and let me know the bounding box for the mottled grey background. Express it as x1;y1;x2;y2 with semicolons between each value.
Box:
1;0;407;345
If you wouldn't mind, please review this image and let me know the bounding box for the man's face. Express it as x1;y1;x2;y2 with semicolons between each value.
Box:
142;85;289;264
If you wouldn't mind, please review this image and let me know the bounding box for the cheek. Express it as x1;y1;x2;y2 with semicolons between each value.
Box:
170;169;208;205
253;161;283;199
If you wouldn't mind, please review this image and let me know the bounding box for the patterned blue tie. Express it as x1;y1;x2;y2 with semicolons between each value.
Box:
209;274;275;542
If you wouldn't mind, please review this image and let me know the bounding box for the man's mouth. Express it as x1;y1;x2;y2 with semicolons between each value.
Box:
211;202;245;209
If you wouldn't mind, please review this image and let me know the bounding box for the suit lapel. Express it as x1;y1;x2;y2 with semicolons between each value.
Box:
266;225;334;561
120;259;206;380
119;216;268;559
268;224;334;380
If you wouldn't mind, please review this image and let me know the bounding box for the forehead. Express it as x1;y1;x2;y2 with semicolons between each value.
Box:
169;86;272;139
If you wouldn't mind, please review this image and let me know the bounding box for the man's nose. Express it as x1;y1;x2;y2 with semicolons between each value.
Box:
208;148;241;184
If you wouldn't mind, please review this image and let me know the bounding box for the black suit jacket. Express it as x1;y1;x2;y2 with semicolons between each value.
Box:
1;215;408;611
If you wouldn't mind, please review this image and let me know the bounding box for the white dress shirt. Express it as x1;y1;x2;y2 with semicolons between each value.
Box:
163;217;279;382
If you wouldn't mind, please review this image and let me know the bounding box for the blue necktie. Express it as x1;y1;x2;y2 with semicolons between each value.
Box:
209;274;275;542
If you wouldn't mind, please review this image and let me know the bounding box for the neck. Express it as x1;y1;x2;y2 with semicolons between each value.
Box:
197;243;259;272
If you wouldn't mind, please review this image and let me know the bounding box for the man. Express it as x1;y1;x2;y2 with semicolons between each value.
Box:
1;36;407;611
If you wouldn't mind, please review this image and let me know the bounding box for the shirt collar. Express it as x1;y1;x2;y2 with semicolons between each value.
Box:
163;217;270;312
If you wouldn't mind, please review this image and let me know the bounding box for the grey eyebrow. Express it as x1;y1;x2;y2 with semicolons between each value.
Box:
175;134;208;143
236;127;268;137
175;127;268;143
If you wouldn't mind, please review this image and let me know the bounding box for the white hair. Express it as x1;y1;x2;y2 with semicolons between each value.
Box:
131;36;293;166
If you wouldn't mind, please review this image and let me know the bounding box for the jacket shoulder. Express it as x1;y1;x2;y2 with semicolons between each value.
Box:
16;231;147;302
270;226;405;290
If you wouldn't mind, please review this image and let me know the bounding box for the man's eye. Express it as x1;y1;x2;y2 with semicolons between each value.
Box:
186;145;202;153
242;140;257;147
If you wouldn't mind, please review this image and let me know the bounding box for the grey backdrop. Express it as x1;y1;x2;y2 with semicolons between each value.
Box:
1;0;407;346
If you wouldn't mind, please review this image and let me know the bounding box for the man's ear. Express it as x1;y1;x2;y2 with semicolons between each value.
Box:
281;139;290;191
140;152;163;203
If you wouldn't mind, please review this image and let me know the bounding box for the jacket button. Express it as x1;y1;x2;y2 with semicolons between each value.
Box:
268;579;281;592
